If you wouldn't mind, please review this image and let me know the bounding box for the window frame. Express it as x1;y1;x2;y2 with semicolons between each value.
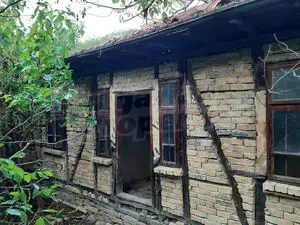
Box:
95;88;111;157
267;60;300;184
159;79;181;167
46;103;67;151
267;60;300;105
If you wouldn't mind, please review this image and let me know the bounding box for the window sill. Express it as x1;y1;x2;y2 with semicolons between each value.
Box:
92;156;113;166
154;166;183;177
263;180;300;198
43;148;65;157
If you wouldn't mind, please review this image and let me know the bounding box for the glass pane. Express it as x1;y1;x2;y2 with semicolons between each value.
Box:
272;68;300;101
163;145;175;162
47;121;53;135
47;135;54;143
96;140;107;156
55;116;65;136
163;114;175;144
162;83;175;107
55;141;64;150
287;156;300;178
273;110;300;153
98;92;108;110
98;118;108;138
274;155;286;176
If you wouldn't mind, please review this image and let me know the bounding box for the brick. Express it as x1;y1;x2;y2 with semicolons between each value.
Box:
197;206;217;215
232;117;255;124
220;111;242;117
275;183;289;194
237;124;256;131
244;139;256;147
287;185;300;197
284;212;300;223
237;77;253;83
266;208;283;218
231;104;254;111
231;71;252;77
265;215;293;225
230;84;254;90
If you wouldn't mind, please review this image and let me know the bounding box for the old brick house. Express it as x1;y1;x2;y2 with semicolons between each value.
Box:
41;0;300;224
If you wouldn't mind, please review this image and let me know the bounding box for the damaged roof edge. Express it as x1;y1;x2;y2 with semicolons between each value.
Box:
68;0;269;61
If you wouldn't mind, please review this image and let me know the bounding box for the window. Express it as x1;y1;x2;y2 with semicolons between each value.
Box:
95;89;110;157
268;61;300;181
159;81;180;165
47;104;67;150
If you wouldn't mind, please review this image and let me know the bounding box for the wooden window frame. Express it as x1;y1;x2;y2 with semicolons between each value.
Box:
267;61;300;184
159;79;181;167
95;89;111;157
47;103;67;151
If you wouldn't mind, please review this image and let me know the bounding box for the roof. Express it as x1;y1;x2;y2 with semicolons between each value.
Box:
69;0;300;77
70;0;244;57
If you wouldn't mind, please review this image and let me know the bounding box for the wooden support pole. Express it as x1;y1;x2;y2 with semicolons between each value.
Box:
186;62;249;225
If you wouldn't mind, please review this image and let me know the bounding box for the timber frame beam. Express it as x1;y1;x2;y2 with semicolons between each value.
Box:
186;61;249;225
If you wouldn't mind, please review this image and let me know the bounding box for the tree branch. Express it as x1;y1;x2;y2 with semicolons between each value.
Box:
82;0;138;10
0;106;50;141
0;0;23;14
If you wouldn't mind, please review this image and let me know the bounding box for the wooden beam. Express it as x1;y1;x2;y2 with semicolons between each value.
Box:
186;62;249;225
178;60;191;223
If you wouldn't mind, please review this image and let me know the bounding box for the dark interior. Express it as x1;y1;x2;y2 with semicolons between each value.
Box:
118;94;152;199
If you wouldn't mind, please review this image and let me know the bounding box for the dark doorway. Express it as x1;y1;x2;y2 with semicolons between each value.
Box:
116;94;152;200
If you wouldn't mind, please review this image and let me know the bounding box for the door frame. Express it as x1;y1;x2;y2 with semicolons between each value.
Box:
114;90;154;205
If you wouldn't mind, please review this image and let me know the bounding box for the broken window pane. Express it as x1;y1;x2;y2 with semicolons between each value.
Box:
47;134;54;144
96;140;108;156
274;155;285;176
55;116;64;136
163;114;175;144
98;92;108;110
48;120;53;136
162;83;175;107
272;68;300;101
98;118;109;138
273;110;300;153
274;155;300;178
163;145;175;162
287;155;300;178
47;109;66;150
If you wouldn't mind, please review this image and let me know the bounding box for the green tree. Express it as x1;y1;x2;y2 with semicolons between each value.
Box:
0;1;83;224
81;0;199;21
0;0;191;223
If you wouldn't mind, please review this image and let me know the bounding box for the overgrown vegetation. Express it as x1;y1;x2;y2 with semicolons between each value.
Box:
0;0;82;224
0;0;197;224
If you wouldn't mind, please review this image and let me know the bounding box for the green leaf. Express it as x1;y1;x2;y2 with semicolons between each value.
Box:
140;0;148;8
6;208;22;216
1;199;16;205
41;188;52;197
36;217;45;225
10;191;20;200
112;0;119;3
24;174;32;183
42;170;53;177
13;167;25;182
20;211;28;222
19;188;27;202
